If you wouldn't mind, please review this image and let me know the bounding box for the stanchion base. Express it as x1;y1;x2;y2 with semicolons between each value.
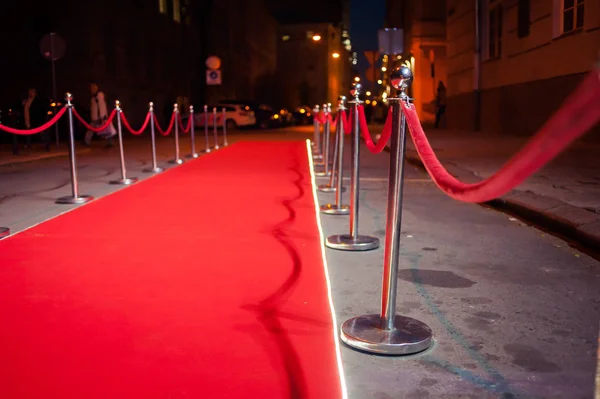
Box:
204;148;212;153
55;195;94;205
320;204;350;215
326;234;379;251
315;170;331;177
0;227;10;239
110;177;138;185
214;145;220;150
143;167;163;173
169;159;185;165
341;314;433;355
224;142;229;147
186;153;200;159
317;184;346;193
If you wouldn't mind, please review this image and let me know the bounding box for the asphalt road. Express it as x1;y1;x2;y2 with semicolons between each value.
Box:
1;127;598;398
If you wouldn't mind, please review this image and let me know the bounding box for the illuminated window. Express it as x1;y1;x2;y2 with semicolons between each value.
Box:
281;35;290;41
159;0;167;14
173;0;181;22
487;0;502;59
562;0;584;33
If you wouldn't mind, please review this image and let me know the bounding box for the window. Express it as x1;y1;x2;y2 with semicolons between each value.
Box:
158;0;167;14
517;0;530;38
562;0;584;34
281;35;290;41
488;0;503;59
173;0;181;22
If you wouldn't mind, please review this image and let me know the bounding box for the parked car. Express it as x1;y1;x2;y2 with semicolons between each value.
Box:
291;106;313;125
186;104;256;130
217;100;290;129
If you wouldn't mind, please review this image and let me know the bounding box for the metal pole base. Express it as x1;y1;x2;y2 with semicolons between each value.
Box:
214;145;220;150
313;154;323;161
0;227;10;239
326;234;380;251
143;167;163;173
204;148;212;153
224;141;229;147
320;204;350;215
56;195;94;205
186;153;200;159
315;170;332;177
110;177;138;185
169;159;185;165
317;184;346;193
341;314;433;355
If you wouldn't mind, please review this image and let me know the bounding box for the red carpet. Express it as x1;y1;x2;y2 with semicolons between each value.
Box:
0;141;345;398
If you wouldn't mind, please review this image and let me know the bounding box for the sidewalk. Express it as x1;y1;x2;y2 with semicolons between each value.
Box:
0;143;91;167
366;124;600;253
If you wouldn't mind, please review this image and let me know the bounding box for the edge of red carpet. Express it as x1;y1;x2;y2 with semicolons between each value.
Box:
305;140;349;399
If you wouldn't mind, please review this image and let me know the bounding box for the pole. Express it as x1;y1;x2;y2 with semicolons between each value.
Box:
320;96;350;216
204;105;211;153
326;84;379;251
188;105;199;158
110;101;138;185
56;93;93;204
169;104;184;164
318;99;345;193
144;102;163;173
315;103;331;177
340;66;432;355
0;227;9;239
222;107;229;146
50;32;59;149
212;107;220;150
312;104;323;160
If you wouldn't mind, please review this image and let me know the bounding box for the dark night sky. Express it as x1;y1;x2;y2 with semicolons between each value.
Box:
350;0;385;81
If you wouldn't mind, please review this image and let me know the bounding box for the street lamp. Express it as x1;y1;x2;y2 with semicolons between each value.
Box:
332;52;340;59
354;76;360;82
312;34;321;42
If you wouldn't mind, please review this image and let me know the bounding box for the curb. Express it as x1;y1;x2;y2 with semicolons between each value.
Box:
0;148;91;168
403;152;600;257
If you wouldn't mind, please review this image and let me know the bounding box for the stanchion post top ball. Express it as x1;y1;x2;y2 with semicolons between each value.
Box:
149;101;154;111
173;103;179;113
65;92;73;105
190;105;194;113
338;95;347;111
390;66;413;93
204;104;208;111
350;83;362;100
313;104;320;113
115;100;121;110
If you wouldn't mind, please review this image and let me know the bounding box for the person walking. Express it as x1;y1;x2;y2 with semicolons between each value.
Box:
83;83;116;146
23;88;50;151
434;81;447;129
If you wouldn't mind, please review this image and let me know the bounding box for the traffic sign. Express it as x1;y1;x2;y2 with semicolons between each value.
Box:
206;69;222;85
40;33;66;61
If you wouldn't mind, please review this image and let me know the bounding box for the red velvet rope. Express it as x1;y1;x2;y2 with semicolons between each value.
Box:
121;112;151;136
0;107;67;135
177;113;192;134
402;68;600;203
153;112;175;136
359;106;393;153
72;108;118;132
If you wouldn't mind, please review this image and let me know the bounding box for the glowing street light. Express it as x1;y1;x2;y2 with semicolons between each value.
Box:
312;34;321;42
381;66;387;72
377;79;383;84
332;52;340;59
365;91;372;96
354;76;360;82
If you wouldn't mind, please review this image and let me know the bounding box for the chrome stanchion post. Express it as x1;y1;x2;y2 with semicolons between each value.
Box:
212;107;220;150
144;102;163;173
312;104;323;160
222;107;229;146
319;98;346;193
187;105;199;159
315;104;332;177
169;104;184;164
321;96;350;215
326;84;379;251
110;101;138;185
56;93;93;205
340;66;432;355
0;227;9;239
203;105;211;153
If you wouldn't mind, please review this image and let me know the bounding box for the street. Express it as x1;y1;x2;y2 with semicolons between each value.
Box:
1;127;599;398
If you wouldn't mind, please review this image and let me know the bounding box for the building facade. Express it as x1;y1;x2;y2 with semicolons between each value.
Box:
1;0;202;126
277;23;350;109
445;0;600;135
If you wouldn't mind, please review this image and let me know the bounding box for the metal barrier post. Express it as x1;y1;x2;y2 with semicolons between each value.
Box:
204;105;211;153
212;107;220;150
187;105;199;159
312;104;323;160
326;84;379;251
169;104;184;164
321;96;350;215
222;107;229;146
143;102;163;173
56;93;94;205
340;66;432;355
0;227;9;239
315;103;332;177
110;101;138;185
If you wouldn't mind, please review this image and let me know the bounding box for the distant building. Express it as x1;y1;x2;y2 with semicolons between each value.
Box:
277;23;350;108
201;0;278;105
1;0;202;126
446;0;600;135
